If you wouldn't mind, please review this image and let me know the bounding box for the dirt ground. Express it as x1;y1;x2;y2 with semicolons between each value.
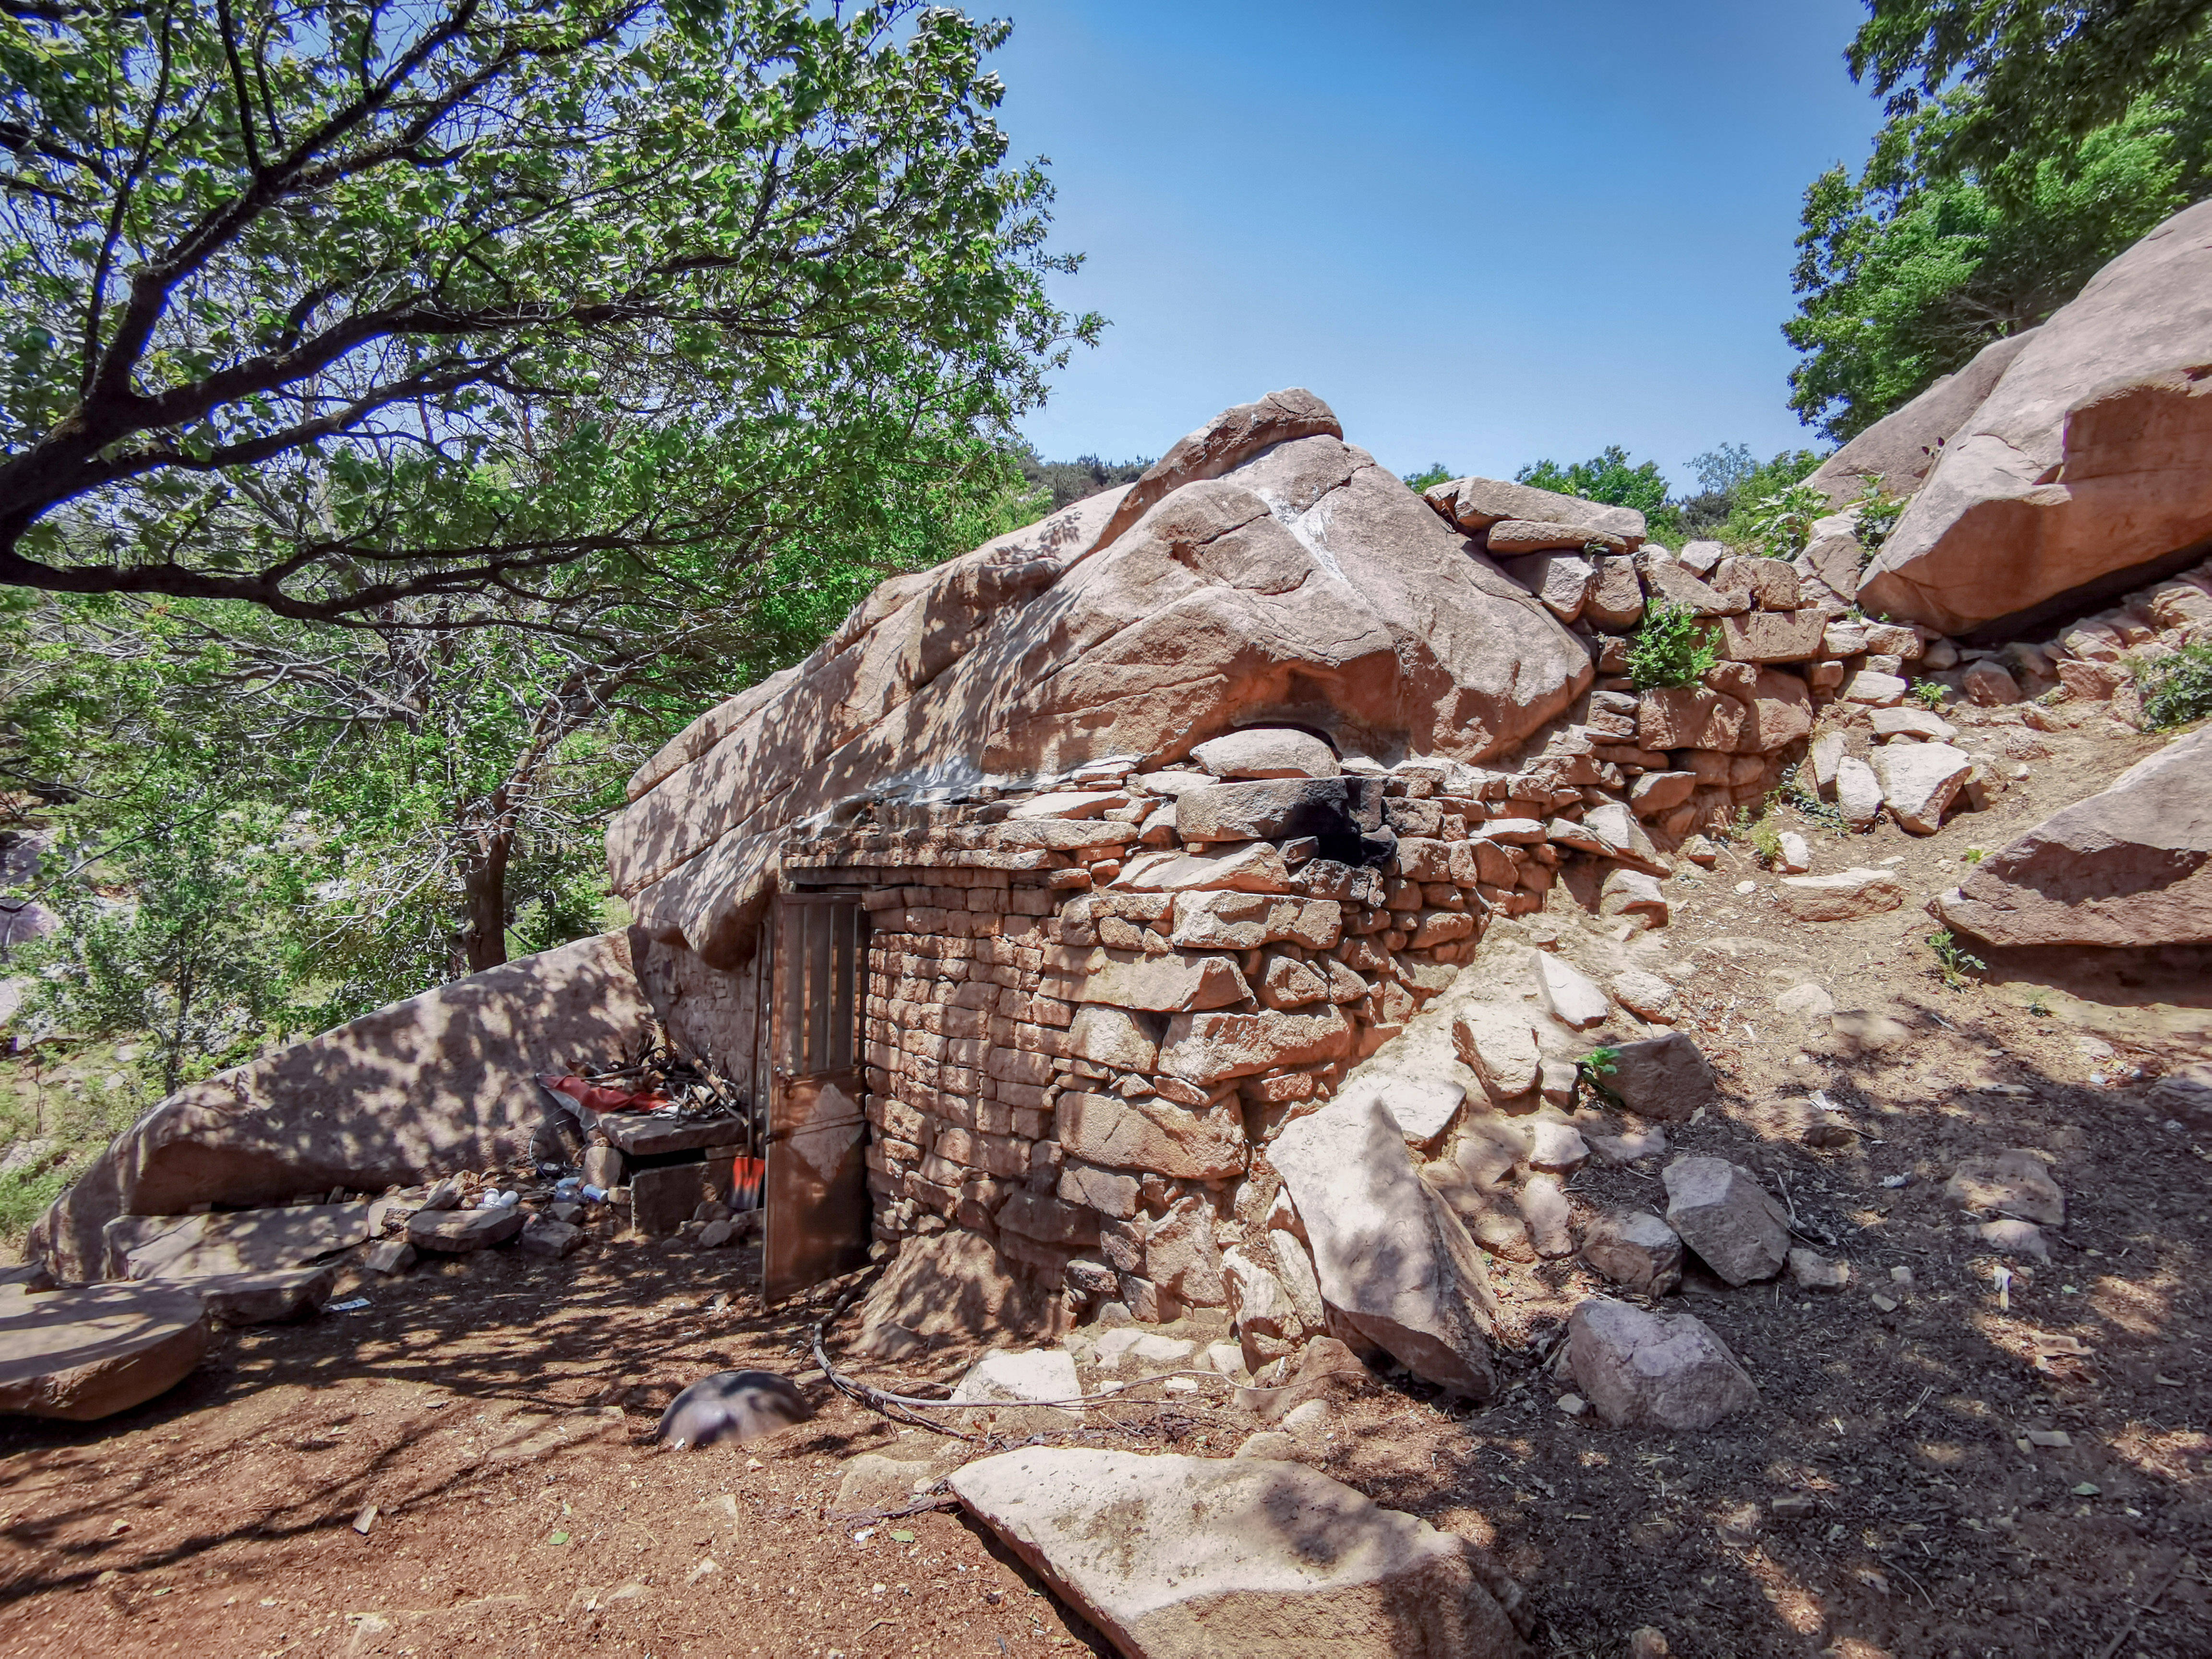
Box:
1;699;2208;1659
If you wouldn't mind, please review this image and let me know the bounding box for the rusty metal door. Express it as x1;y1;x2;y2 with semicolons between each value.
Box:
761;891;872;1304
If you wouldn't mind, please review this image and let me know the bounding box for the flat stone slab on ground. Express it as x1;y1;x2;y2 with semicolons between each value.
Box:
1944;1151;2066;1226
112;1201;377;1281
948;1447;1529;1659
1776;868;1906;922
519;1216;585;1258
166;1264;338;1324
406;1205;526;1253
0;1282;209;1421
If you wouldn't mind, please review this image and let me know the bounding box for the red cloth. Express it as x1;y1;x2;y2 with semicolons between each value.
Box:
537;1072;672;1114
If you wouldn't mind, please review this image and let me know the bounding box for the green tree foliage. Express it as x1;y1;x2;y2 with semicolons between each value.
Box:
1;409;1042;1013
1515;447;1671;516
1400;462;1455;494
1673;446;1827;545
1515;446;1680;541
1786;94;2208;440
0;0;1094;617
1020;451;1153;514
1848;0;2212;196
11;772;297;1096
1788;5;2212;441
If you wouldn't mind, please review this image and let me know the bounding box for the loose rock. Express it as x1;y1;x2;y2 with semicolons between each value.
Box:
1566;1298;1757;1431
1580;1210;1684;1296
1661;1157;1790;1284
407;1205;526;1254
1776;868;1906;922
1598;1034;1714;1121
1944;1151;2065;1226
1786;1248;1849;1291
1271;1093;1501;1397
1533;953;1610;1030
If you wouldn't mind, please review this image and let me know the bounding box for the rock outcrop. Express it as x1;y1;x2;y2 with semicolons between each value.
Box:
1805;330;2037;510
1859;199;2212;635
31;932;652;1283
612;390;1596;968
1938;728;2212;947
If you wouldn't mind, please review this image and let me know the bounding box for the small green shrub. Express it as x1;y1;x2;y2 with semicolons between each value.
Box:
1964;846;1986;864
2133;640;2212;730
1575;1046;1623;1109
1908;680;1950;710
1926;929;1987;990
1627;600;1719;690
1731;805;1784;867
1746;482;1829;558
1779;778;1850;835
1852;474;1908;555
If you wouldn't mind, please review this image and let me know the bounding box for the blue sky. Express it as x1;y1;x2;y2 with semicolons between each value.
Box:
992;0;1885;493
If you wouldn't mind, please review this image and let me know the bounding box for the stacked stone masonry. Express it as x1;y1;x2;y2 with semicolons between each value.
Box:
679;527;1937;1326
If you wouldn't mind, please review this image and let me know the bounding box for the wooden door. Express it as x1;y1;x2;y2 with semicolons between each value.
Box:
761;891;872;1304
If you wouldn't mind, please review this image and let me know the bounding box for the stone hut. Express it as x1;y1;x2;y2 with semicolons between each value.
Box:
606;389;1880;1322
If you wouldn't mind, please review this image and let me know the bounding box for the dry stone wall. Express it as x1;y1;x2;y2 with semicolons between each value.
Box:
749;514;1920;1326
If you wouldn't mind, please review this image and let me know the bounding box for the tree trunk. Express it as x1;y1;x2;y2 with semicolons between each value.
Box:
460;833;511;974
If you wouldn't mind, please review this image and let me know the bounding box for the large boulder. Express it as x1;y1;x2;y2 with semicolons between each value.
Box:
948;1447;1529;1659
1804;330;2037;509
1938;728;2212;947
31;931;652;1283
1269;1093;1501;1398
1859;200;2212;634
611;391;1594;966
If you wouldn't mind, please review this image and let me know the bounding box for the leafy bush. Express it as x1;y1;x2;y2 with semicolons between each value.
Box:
1853;474;1910;553
1779;778;1851;835
1018;451;1153;513
1747;482;1831;558
1402;463;1455;494
1626;601;1719;690
1713;449;1828;548
2134;640;2212;729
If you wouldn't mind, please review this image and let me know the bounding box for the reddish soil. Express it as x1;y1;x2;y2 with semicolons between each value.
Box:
1;699;2207;1659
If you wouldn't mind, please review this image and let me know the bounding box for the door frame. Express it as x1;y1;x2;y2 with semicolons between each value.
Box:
759;888;873;1304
